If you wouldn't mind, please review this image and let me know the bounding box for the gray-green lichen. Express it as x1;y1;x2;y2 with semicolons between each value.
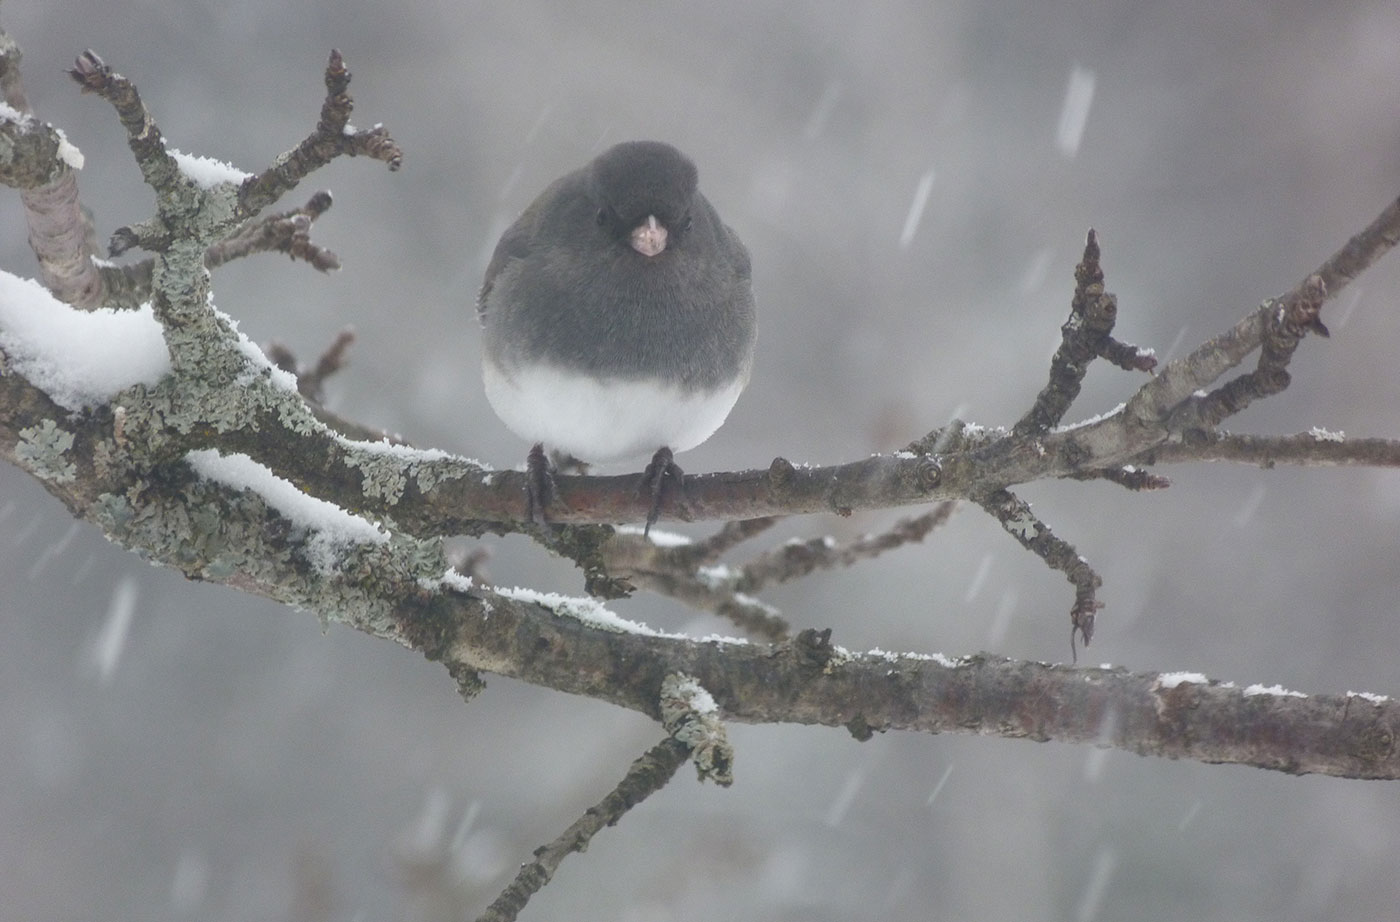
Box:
1006;513;1038;541
348;450;409;504
660;673;734;786
92;466;451;641
410;459;446;494
112;357;322;464
16;419;76;482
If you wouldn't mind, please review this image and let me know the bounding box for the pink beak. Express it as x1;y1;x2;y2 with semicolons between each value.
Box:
629;215;667;257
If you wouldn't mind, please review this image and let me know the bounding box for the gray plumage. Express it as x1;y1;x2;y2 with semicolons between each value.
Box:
479;141;756;394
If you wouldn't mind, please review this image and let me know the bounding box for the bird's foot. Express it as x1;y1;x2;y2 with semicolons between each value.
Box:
525;443;557;525
640;446;683;535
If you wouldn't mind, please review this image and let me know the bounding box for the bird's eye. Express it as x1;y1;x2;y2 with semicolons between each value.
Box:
595;209;609;227
681;213;694;232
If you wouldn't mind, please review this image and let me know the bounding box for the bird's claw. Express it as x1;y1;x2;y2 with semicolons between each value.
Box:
526;443;557;526
641;446;683;535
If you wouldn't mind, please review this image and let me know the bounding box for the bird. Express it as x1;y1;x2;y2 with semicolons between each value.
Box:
477;140;756;529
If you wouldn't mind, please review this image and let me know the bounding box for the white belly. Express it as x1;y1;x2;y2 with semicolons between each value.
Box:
483;360;745;463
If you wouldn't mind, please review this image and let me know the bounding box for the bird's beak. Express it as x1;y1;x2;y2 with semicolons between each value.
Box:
629;215;668;257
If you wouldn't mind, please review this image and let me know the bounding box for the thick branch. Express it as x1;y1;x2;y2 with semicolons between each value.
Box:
6;356;1392;778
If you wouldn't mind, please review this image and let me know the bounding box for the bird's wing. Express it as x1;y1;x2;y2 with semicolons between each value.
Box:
476;210;535;322
477;172;581;322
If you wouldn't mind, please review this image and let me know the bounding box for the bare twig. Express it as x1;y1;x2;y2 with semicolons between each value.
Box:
1127;195;1400;427
267;328;407;443
600;534;791;641
476;674;730;921
205;190;341;272
69;51;180;197
474;738;692;922
1142;430;1400;468
1015;229;1155;437
975;488;1101;657
599;504;956;642
738;502;958;593
103;191;343;307
1166;275;1329;432
266;326;357;402
690;516;782;563
239;49;401;218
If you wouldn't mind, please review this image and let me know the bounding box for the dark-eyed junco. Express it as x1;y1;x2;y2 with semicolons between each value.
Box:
478;140;756;526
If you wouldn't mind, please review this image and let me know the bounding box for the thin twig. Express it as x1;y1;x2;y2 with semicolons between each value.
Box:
738;502;958;593
474;738;692;922
264;326;357;403
1127;195;1400;425
1014;230;1155;436
690;516;782;563
68;51;180;195
238;49;401;218
976;488;1101;657
1166;275;1328;432
1070;466;1172;490
600;534;791;641
205;190;341;272
1141;430;1400;468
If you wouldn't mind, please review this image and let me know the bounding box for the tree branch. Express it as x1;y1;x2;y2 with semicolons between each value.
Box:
0;31;108;309
1014;229;1155;436
1142;430;1400;468
3;37;1400;793
975;488;1101;656
474;737;693;922
238;49;401;218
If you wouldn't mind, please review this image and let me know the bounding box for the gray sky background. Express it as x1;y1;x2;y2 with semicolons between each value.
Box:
2;1;1399;919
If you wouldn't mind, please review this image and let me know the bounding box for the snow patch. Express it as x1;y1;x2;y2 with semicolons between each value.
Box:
169;148;251;189
1157;671;1208;688
187;449;388;571
1052;402;1126;433
616;523;692;546
421;567;475;594
1242;683;1307;699
55;128;84;169
335;435;457;463
868;648;965;669
494;586;673;636
0;271;169;409
666;674;718;715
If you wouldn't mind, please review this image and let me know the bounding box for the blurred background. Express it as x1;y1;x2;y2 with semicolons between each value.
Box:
3;1;1399;919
